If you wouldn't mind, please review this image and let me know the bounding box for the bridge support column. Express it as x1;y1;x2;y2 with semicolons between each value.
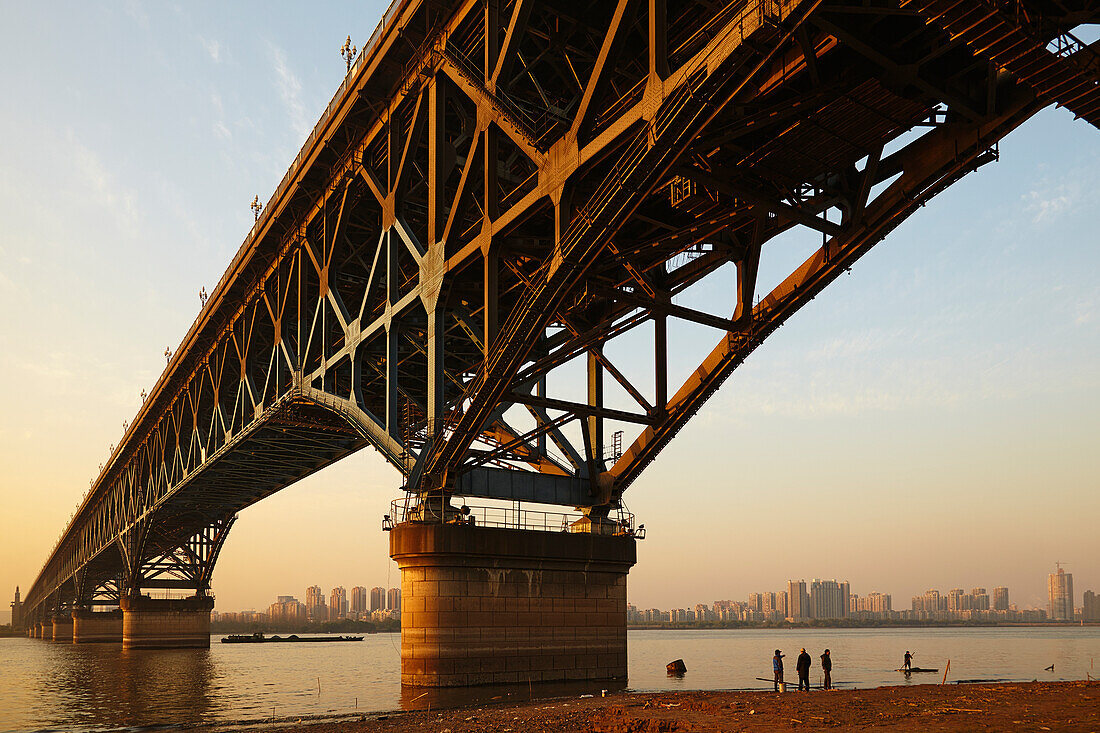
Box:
73;609;123;643
391;522;636;687
52;615;74;641
121;595;214;649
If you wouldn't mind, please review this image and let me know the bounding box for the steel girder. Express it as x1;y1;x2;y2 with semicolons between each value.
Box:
23;0;1098;619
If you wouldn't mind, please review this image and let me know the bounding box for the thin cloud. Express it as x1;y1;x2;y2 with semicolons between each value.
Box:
270;44;309;138
1024;187;1074;223
199;36;221;63
67;130;141;238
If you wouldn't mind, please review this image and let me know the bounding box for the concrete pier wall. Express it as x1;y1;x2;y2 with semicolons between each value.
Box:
73;609;123;643
121;595;214;649
391;522;636;687
52;616;74;641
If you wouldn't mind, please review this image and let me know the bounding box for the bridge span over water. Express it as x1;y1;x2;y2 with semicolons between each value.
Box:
22;0;1099;683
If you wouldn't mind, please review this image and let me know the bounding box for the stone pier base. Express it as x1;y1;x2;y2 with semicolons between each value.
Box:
73;608;123;643
391;522;636;687
121;595;214;649
52;615;74;641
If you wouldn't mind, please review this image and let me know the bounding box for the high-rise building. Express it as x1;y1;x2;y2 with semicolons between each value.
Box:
851;591;892;617
351;586;368;615
787;580;808;621
268;596;307;622
1083;590;1099;622
809;579;848;619
387;587;401;612
370;586;386;612
970;588;990;611
761;591;786;620
912;589;946;614
10;586;22;629
305;585;327;622
992;587;1009;611
329;587;348;619
1048;565;1074;621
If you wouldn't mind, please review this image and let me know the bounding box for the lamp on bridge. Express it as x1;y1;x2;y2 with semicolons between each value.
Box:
340;35;357;73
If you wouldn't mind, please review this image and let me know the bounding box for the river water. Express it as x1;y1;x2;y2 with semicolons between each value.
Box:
1;627;1097;732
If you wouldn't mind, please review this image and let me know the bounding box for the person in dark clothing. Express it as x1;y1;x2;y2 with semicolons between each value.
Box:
796;648;812;691
903;650;913;671
772;649;785;691
820;649;833;690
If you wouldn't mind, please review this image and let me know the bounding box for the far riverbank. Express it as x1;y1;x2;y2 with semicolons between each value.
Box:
629;620;1100;631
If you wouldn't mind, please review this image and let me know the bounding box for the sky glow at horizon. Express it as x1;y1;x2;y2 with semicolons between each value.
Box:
1;2;1097;622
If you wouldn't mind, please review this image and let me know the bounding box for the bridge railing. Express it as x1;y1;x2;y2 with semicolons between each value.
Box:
386;498;641;537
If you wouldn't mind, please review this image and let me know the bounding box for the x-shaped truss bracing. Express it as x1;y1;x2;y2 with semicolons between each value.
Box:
22;0;1099;621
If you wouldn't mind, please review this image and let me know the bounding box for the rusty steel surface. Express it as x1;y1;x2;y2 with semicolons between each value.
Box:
22;0;1100;621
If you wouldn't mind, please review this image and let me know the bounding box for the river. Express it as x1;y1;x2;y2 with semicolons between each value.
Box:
1;627;1097;732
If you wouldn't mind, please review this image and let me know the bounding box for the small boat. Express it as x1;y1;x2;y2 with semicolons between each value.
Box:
221;633;363;644
897;667;939;673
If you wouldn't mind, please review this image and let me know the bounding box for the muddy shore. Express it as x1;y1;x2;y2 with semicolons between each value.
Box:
196;680;1097;732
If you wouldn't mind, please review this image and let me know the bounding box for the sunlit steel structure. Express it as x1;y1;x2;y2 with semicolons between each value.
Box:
23;0;1099;623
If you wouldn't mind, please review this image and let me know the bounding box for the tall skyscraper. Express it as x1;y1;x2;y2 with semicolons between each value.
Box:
370;586;386;612
305;585;326;621
387;587;401;612
329;587;348;619
787;580;808;621
992;586;1009;611
1048;565;1074;621
809;579;848;619
351;586;368;614
762;591;786;620
1083;590;1099;622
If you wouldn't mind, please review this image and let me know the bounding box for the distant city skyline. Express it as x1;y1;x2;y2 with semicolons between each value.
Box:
213;584;401;625
624;565;1097;626
1;3;1098;623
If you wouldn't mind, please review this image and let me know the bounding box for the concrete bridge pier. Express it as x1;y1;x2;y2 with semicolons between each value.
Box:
73;609;123;643
121;595;215;649
391;521;636;687
52;615;74;641
35;621;47;638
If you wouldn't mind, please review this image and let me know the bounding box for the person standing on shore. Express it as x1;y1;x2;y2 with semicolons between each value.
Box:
796;648;812;691
772;650;785;691
904;651;913;671
820;649;833;690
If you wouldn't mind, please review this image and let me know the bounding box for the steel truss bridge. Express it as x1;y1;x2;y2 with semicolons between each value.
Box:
23;0;1099;623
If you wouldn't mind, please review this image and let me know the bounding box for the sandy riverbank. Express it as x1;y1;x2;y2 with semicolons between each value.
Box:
196;680;1097;732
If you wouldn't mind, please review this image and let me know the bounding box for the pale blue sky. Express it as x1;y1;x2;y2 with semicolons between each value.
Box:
1;2;1097;621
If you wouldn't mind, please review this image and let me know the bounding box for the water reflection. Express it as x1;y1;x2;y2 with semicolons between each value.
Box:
45;644;217;729
2;627;1098;733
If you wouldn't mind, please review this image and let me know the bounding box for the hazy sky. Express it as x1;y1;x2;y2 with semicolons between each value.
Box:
1;3;1098;624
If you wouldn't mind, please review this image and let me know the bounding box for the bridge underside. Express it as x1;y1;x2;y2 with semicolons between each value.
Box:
24;0;1099;625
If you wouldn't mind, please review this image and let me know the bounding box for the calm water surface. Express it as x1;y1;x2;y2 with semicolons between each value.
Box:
1;627;1097;732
